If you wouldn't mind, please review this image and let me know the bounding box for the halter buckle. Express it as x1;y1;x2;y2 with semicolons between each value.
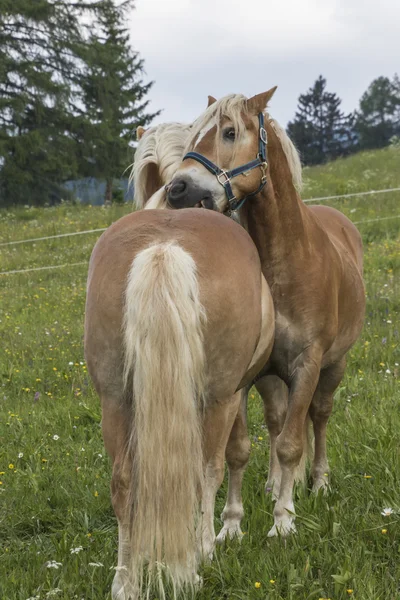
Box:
260;127;267;144
217;171;230;186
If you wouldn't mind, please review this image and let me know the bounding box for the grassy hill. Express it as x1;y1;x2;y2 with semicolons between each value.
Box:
0;148;399;599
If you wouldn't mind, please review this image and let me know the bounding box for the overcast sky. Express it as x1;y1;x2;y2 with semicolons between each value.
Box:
128;0;400;128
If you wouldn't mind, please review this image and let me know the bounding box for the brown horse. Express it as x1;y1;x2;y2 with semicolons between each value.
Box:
132;113;312;529
84;208;274;598
166;90;366;537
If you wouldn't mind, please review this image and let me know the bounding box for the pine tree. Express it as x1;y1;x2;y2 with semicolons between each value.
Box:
0;0;157;206
287;76;356;166
0;0;94;205
75;0;159;204
355;75;400;150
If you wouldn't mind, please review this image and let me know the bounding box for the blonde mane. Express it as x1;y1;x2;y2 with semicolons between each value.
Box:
132;122;191;208
187;94;303;192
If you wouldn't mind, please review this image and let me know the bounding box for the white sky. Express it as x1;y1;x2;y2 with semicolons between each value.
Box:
128;0;400;127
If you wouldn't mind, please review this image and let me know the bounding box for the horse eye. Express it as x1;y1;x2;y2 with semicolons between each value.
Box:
223;128;235;141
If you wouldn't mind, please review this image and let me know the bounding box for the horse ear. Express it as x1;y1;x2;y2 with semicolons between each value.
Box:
207;95;217;107
247;87;277;114
136;126;146;140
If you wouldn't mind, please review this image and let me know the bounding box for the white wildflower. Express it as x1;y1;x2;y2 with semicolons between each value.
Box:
381;507;394;517
70;546;83;554
18;452;23;458
53;435;59;441
45;561;62;569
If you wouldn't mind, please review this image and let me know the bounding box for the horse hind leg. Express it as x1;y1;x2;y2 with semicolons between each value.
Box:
309;358;346;493
101;398;137;600
198;391;242;561
216;388;251;544
255;375;288;500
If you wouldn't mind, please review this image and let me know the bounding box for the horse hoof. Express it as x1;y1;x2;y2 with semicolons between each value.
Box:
267;518;297;538
112;570;137;600
216;523;244;544
312;475;330;495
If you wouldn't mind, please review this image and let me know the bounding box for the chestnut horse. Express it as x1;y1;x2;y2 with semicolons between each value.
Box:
132;114;311;534
166;90;366;537
84;208;274;598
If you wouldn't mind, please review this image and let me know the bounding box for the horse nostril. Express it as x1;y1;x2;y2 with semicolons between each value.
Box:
169;179;187;199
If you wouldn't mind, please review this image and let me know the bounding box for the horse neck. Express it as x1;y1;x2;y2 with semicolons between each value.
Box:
242;124;310;268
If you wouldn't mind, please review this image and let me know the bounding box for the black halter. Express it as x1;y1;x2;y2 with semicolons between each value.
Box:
182;112;268;215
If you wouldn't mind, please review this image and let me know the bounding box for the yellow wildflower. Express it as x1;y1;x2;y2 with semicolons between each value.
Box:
254;582;261;589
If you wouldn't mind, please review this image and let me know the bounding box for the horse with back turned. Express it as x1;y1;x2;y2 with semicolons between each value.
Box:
85;201;274;597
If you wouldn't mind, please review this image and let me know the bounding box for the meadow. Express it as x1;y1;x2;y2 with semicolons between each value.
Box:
0;145;399;600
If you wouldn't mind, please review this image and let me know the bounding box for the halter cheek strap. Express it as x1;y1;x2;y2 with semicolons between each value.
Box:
182;112;268;214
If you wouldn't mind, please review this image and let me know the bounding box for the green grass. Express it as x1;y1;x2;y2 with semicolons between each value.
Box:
0;148;400;599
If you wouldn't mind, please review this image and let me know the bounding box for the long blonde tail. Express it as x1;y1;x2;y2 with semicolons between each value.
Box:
123;242;206;597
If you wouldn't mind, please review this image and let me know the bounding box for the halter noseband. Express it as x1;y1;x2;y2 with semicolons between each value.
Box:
182;112;268;215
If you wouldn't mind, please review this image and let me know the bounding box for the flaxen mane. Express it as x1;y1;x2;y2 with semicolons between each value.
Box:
132;122;191;208
187;94;303;192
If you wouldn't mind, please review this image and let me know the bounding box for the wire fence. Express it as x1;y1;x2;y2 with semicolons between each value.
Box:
1;186;399;275
0;186;399;249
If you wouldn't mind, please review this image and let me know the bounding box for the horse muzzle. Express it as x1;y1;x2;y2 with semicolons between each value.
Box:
166;176;215;210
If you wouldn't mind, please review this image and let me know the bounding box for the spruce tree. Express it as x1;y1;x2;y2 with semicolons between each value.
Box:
0;0;156;206
355;75;400;150
75;0;159;204
0;0;94;205
287;76;356;166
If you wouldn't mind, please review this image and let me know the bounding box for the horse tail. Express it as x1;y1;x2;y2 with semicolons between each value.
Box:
123;241;206;597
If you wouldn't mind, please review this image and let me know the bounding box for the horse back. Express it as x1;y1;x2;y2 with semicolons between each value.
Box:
309;205;363;275
85;208;273;400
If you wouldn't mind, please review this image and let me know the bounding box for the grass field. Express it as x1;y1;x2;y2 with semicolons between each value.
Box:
0;146;399;600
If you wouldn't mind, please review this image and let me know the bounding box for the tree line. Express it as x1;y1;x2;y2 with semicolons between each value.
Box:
0;1;399;205
0;0;156;206
288;74;400;166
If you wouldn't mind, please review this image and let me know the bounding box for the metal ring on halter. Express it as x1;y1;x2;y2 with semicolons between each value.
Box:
217;171;230;186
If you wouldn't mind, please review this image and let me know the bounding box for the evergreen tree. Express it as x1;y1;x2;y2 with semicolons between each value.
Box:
287;76;356;166
0;0;156;206
355;75;400;150
75;0;158;204
0;0;94;205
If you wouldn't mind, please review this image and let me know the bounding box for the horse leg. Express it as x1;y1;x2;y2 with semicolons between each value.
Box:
216;387;250;543
255;375;288;500
268;347;322;537
198;391;242;560
102;398;136;600
309;358;346;493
